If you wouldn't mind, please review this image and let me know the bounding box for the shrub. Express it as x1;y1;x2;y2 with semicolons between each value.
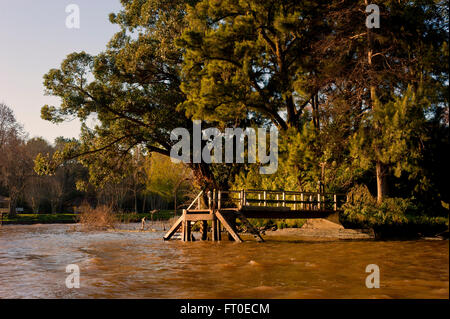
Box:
341;184;448;237
276;219;306;229
342;185;417;227
244;218;305;230
77;204;118;230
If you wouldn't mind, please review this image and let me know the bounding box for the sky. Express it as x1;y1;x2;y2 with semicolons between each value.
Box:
0;0;123;143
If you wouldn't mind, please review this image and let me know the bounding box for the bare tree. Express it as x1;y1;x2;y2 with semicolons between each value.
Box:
0;136;32;216
0;103;30;216
0;103;23;147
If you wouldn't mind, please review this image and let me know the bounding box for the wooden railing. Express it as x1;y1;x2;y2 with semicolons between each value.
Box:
204;189;346;211
186;190;204;210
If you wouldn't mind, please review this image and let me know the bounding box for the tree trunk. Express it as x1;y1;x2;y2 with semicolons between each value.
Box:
365;1;388;204
376;161;388;203
8;197;17;217
190;162;217;191
312;94;320;130
142;195;146;214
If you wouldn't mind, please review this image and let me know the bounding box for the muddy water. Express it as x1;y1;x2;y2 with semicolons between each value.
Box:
0;224;448;299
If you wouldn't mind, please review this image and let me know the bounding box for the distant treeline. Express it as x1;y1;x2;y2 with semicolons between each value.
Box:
0;103;195;215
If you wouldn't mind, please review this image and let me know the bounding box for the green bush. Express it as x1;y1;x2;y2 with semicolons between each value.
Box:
341;184;448;237
244;218;305;229
342;185;417;227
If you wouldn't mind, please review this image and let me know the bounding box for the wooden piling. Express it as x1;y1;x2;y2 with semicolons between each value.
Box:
201;220;208;240
212;218;217;241
186;221;192;242
216;219;222;241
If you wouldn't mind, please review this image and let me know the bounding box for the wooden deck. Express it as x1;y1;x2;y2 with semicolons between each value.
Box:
163;189;346;242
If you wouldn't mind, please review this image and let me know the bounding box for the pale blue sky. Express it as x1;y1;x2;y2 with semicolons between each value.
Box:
0;0;123;143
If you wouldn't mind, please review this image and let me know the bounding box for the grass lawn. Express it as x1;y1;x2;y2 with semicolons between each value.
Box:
1;213;78;224
1;210;177;225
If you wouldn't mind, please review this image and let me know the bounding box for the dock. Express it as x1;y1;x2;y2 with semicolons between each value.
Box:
164;189;346;242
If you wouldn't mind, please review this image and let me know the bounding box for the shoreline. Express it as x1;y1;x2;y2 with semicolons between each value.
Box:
263;227;375;240
1;220;76;225
2;217;447;241
261;219;375;240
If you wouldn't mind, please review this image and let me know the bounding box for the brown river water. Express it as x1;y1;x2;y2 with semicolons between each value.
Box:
0;223;448;299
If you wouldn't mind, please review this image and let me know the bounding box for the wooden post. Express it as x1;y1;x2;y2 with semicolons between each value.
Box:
217;219;222;241
239;190;244;208
264;191;267;206
282;192;286;207
300;193;304;209
334;194;337;211
309;195;313;210
276;194;279;207
201;220;208;240
181;220;186;241
294;195;297;210
258;193;261;206
186;221;192;241
238;191;241;208
318;193;321;210
243;190;246;206
212;217;217;241
208;191;212;209
213;189;216;210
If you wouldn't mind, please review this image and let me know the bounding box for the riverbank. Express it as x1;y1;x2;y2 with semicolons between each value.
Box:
0;211;176;225
263;219;375;240
2;212;448;241
263;218;449;240
340;215;449;239
1;214;77;225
